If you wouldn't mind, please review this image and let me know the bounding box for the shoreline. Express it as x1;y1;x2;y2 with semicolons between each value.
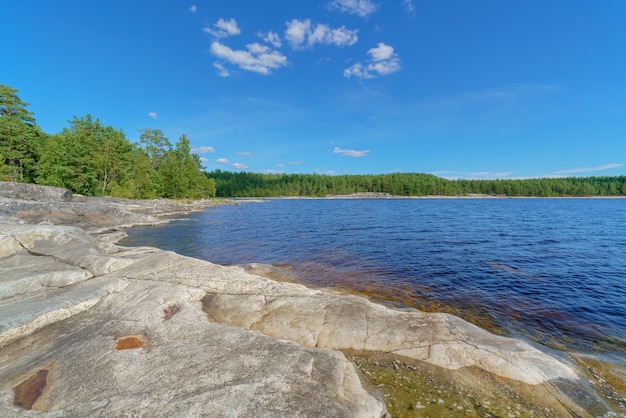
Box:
241;192;626;200
1;182;624;416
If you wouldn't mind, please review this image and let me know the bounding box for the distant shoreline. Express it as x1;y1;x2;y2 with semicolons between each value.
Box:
237;192;626;200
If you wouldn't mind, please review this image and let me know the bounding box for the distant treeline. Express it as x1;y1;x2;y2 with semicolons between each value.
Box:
209;170;626;198
0;84;215;199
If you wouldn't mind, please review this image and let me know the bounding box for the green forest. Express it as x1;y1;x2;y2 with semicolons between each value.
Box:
209;170;626;197
0;84;216;199
2;83;626;199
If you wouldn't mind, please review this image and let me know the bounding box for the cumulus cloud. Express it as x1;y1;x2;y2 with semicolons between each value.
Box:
189;5;197;13
199;157;209;164
333;147;369;157
258;31;282;48
285;19;358;49
232;162;249;169
344;42;400;79
236;151;252;156
203;18;241;39
211;41;288;75
216;158;230;164
403;0;415;16
328;0;378;17
191;146;216;154
148;112;158;119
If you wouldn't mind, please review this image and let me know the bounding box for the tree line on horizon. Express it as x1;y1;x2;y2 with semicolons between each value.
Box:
0;84;215;199
2;83;625;199
208;170;626;197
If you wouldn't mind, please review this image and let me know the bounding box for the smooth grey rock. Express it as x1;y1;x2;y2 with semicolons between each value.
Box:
0;224;386;417
0;253;93;300
0;278;385;417
0;182;72;202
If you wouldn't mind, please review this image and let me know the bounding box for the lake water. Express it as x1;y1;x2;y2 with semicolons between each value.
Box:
122;198;626;364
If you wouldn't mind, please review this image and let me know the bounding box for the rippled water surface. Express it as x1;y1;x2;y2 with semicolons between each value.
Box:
123;198;626;360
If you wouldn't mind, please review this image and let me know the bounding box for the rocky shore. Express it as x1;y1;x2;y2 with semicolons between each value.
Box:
0;182;613;416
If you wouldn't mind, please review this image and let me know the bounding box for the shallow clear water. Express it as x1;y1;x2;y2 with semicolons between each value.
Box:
123;198;626;361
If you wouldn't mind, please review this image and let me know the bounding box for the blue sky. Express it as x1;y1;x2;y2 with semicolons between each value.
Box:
2;1;625;179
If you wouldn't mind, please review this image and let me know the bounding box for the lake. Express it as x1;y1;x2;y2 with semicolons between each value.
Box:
122;198;626;364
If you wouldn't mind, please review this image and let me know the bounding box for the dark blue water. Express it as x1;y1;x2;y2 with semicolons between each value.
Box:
123;198;626;361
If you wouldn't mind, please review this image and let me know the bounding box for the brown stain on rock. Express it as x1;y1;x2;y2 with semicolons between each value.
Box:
163;305;180;320
13;369;48;410
115;335;145;350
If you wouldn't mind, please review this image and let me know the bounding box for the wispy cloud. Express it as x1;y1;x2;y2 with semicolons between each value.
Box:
148;112;158;119
210;41;288;75
403;0;415;16
333;147;369;157
236;151;252;156
213;62;230;77
344;42;401;79
203;18;241;39
216;158;230;164
260;169;286;174
258;31;282;48
549;163;623;176
423;83;560;108
289;161;303;165
285;19;358;50
232;162;249;169
189;5;197;13
315;169;337;175
432;170;516;180
191;146;215;154
328;0;378;17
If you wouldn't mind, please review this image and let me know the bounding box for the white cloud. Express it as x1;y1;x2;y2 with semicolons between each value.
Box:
368;42;394;61
216;158;230;164
191;146;216;154
210;41;288;75
213;62;230;77
328;0;378;17
289;161;303;165
333;147;369;157
315;169;337;175
285;19;358;49
199;157;209;164
276;162;285;167
236;151;252;156
203;18;241;39
232;162;249;169
148;112;158;119
260;169;286;174
258;31;282;48
344;42;400;79
189;5;197;13
403;0;415;16
550;163;623;176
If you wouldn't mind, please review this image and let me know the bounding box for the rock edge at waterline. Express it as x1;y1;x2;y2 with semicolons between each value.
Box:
0;182;581;416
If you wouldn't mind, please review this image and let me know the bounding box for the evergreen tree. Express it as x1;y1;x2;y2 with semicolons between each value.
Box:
37;115;133;196
0;84;47;182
